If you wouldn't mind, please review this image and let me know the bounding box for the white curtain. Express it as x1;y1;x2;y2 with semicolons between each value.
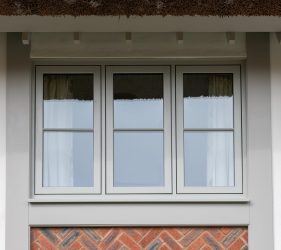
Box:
43;76;74;187
206;75;234;187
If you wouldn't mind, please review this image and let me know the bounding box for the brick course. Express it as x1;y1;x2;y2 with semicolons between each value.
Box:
31;227;248;250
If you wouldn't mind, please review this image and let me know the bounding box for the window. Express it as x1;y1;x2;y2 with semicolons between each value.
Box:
35;66;101;194
106;66;172;193
34;64;243;198
176;66;242;193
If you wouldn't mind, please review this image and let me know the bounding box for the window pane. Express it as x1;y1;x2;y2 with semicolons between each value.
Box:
184;132;234;187
43;132;94;187
183;73;233;129
114;132;164;187
114;74;163;128
44;74;93;129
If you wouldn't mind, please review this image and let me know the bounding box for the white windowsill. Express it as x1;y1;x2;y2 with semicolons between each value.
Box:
28;195;249;203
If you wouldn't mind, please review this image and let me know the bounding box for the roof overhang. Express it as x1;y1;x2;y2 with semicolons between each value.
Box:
1;16;281;32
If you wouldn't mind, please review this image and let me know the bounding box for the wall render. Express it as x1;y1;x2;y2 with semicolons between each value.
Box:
0;32;6;250
270;32;281;250
5;33;31;250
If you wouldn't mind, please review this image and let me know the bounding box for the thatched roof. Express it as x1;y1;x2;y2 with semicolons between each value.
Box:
0;0;280;17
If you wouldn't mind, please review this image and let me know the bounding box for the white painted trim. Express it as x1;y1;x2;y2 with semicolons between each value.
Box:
105;66;172;194
73;32;80;45
31;61;248;201
28;203;249;226
2;16;281;32
6;32;30;250
246;33;274;250
125;32;132;44
226;32;236;45
35;66;102;194
176;65;243;194
176;32;183;44
21;32;30;45
0;32;6;250
270;32;281;250
28;195;249;203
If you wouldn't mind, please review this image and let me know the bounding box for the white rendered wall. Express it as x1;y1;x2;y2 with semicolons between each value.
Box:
246;33;274;250
0;33;6;250
6;33;30;250
270;32;281;250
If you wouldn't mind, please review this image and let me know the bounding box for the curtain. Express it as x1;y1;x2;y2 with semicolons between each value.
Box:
208;75;232;97
44;75;74;100
206;75;234;187
43;75;74;187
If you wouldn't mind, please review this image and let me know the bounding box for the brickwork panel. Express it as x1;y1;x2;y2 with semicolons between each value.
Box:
31;227;248;250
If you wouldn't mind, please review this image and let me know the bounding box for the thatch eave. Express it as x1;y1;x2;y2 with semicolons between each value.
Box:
0;0;280;17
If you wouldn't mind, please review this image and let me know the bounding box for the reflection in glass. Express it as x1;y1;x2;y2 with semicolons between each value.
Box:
43;132;94;187
183;73;233;129
114;132;164;187
43;74;93;129
184;132;234;187
114;74;163;128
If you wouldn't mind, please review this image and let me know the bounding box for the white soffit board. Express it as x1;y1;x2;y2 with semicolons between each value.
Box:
30;32;246;59
1;16;281;32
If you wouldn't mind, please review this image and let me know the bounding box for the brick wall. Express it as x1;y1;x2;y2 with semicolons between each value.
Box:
31;227;248;250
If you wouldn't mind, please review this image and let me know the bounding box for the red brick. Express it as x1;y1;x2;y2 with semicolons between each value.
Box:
228;238;246;250
178;228;192;235
201;245;213;250
38;235;57;250
186;237;205;250
119;233;142;250
221;227;233;235
208;228;225;241
160;231;182;250
31;241;41;250
125;228;143;242
165;228;184;240
159;244;171;250
241;231;248;243
30;229;41;243
30;226;248;250
107;240;123;250
95;228;110;238
136;227;150;237
99;228;120;250
139;228;161;248
69;241;83;250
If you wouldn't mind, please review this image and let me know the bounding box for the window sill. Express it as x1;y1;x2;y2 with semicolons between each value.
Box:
28;195;249;204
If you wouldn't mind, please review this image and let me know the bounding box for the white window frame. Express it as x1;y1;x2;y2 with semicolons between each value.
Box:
105;66;172;194
35;65;101;194
33;63;244;198
176;65;243;194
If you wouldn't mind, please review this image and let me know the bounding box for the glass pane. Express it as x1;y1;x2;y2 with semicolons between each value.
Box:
184;132;234;187
114;74;163;129
43;132;94;187
114;132;164;187
183;73;233;129
44;74;93;129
